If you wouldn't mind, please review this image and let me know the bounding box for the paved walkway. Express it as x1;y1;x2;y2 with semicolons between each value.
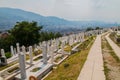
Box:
77;35;105;80
105;33;120;58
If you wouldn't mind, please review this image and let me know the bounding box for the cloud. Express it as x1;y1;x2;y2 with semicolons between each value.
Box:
0;0;120;22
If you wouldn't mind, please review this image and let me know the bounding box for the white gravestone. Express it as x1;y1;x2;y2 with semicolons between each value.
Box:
47;43;50;56
22;46;26;60
16;43;20;54
18;52;27;80
50;45;54;64
29;46;33;65
42;42;47;64
1;49;5;57
10;46;14;56
14;48;17;55
1;49;7;65
61;42;65;55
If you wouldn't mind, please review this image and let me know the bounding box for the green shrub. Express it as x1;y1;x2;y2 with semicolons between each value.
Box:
64;63;69;68
5;52;12;58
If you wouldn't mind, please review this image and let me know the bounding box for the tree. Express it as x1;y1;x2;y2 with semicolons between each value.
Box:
86;27;94;31
0;21;62;52
9;21;42;46
39;32;62;42
95;27;100;30
0;35;15;52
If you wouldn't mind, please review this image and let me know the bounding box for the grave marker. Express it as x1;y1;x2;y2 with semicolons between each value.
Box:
10;46;14;56
29;46;33;65
42;42;47;64
18;52;27;80
16;43;20;54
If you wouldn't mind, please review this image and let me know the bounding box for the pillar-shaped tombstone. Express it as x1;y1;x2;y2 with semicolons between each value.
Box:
18;52;27;80
61;42;64;55
14;48;17;55
55;40;58;50
72;35;74;43
50;45;54;64
1;49;7;65
69;36;73;45
76;35;79;42
52;39;55;46
34;44;38;52
37;46;40;50
47;43;50;56
81;33;84;42
1;49;5;57
16;43;20;54
45;41;48;53
42;42;47;64
53;41;57;51
67;36;70;44
10;46;14;56
29;46;33;65
22;46;26;60
40;42;43;49
22;46;26;53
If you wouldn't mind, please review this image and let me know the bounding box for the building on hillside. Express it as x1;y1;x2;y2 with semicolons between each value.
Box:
0;32;9;39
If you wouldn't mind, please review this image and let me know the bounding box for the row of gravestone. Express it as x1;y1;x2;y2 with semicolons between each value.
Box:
0;29;105;80
17;33;85;80
0;30;103;66
17;30;105;80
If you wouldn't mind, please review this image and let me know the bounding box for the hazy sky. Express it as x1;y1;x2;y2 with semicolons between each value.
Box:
0;0;120;22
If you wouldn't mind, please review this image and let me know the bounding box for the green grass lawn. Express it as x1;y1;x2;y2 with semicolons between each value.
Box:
44;36;95;80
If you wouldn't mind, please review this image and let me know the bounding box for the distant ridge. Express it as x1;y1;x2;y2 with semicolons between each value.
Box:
0;7;119;32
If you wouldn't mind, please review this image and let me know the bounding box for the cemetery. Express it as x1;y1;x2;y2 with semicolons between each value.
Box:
0;27;120;80
0;31;84;80
0;30;118;80
0;1;119;79
44;36;95;80
0;29;106;80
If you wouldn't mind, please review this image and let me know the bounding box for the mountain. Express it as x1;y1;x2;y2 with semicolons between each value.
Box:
0;7;119;32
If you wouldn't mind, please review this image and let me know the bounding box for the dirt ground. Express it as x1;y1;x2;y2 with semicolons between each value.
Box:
102;35;120;80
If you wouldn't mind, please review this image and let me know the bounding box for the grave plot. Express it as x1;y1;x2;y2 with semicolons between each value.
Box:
0;31;99;80
44;36;95;80
0;41;53;80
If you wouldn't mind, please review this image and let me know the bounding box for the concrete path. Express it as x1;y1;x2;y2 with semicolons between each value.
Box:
105;33;120;58
77;35;105;80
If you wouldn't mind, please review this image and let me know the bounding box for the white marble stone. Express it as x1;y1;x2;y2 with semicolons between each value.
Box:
22;46;26;60
29;46;33;65
42;42;47;64
61;42;65;55
16;43;20;54
18;52;27;80
1;49;5;57
14;48;17;55
10;46;14;56
50;45;54;64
